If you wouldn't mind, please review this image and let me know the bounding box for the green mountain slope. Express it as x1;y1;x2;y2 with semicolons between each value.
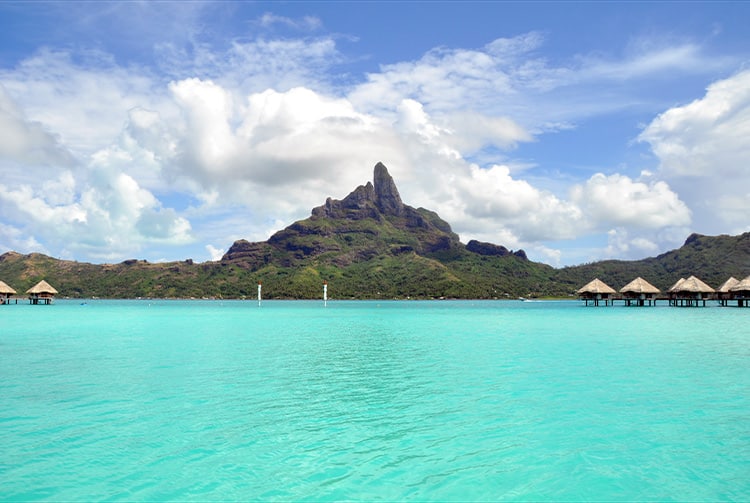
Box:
552;232;750;293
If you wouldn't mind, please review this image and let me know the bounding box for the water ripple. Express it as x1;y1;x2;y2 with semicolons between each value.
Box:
1;300;748;500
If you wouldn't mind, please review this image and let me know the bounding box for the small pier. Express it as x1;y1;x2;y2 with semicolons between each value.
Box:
726;275;750;307
0;280;16;305
1;279;58;305
619;277;660;306
577;278;616;306
26;280;58;305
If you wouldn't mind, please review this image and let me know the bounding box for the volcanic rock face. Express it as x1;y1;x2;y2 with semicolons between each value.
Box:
373;161;404;215
466;240;528;259
467;240;511;256
311;162;405;220
220;239;272;264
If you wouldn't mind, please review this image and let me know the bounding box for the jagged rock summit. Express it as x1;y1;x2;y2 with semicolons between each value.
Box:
222;162;525;266
373;161;404;215
310;162;404;221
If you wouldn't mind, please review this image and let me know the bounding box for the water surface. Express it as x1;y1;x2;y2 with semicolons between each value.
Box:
1;300;748;500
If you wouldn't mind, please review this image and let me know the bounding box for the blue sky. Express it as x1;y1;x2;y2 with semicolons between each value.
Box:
1;1;749;266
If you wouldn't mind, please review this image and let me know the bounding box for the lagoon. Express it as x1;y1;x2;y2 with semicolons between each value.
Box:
1;299;748;501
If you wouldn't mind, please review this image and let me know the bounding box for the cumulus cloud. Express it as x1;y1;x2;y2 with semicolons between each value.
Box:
639;69;750;233
100;81;407;243
571;173;691;229
160;83;409;210
170;78;237;179
639;69;750;178
452;164;583;241
0;161;192;261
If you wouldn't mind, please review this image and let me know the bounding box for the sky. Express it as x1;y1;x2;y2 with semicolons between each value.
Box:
1;1;749;267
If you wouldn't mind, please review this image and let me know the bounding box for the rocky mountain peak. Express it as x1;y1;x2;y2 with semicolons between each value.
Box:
373;161;404;215
311;162;406;219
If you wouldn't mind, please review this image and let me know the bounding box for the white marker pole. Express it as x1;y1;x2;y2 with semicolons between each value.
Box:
323;280;328;307
257;281;262;307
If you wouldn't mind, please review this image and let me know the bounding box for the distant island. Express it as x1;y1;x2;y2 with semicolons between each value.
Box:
1;163;748;299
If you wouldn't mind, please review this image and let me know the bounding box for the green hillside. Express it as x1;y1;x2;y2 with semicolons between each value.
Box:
552;232;750;293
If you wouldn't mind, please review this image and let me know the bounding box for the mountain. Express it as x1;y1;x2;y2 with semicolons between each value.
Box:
218;162;541;298
552;231;750;293
223;162;525;266
224;162;461;264
0;162;748;299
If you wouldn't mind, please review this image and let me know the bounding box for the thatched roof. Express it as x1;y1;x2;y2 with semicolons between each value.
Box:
717;277;740;292
673;275;715;294
26;280;58;295
577;278;616;295
667;278;686;293
730;275;750;293
0;280;16;295
619;277;660;294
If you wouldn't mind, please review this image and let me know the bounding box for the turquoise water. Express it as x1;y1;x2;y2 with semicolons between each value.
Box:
1;299;748;501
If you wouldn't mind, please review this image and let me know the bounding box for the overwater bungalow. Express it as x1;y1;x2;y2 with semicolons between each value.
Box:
669;275;714;307
26;280;58;305
577;278;616;306
619;277;660;306
729;275;750;307
667;277;685;302
0;280;16;305
716;277;740;306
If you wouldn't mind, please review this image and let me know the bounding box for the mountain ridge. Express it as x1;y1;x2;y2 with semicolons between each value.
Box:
0;163;748;298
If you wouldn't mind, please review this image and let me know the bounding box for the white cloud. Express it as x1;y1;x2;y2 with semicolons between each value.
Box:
205;244;225;261
0;222;46;255
603;228;661;260
160;83;408;212
41;170;77;206
349;32;732;130
170;78;237;178
156;36;342;95
0;49;162;157
580;41;725;82
452;164;584;242
134;78;705;265
571;173;691;229
639;69;750;234
257;12;322;31
118;81;546;254
0;161;192;261
639;69;750;178
529;244;563;267
443;112;533;152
